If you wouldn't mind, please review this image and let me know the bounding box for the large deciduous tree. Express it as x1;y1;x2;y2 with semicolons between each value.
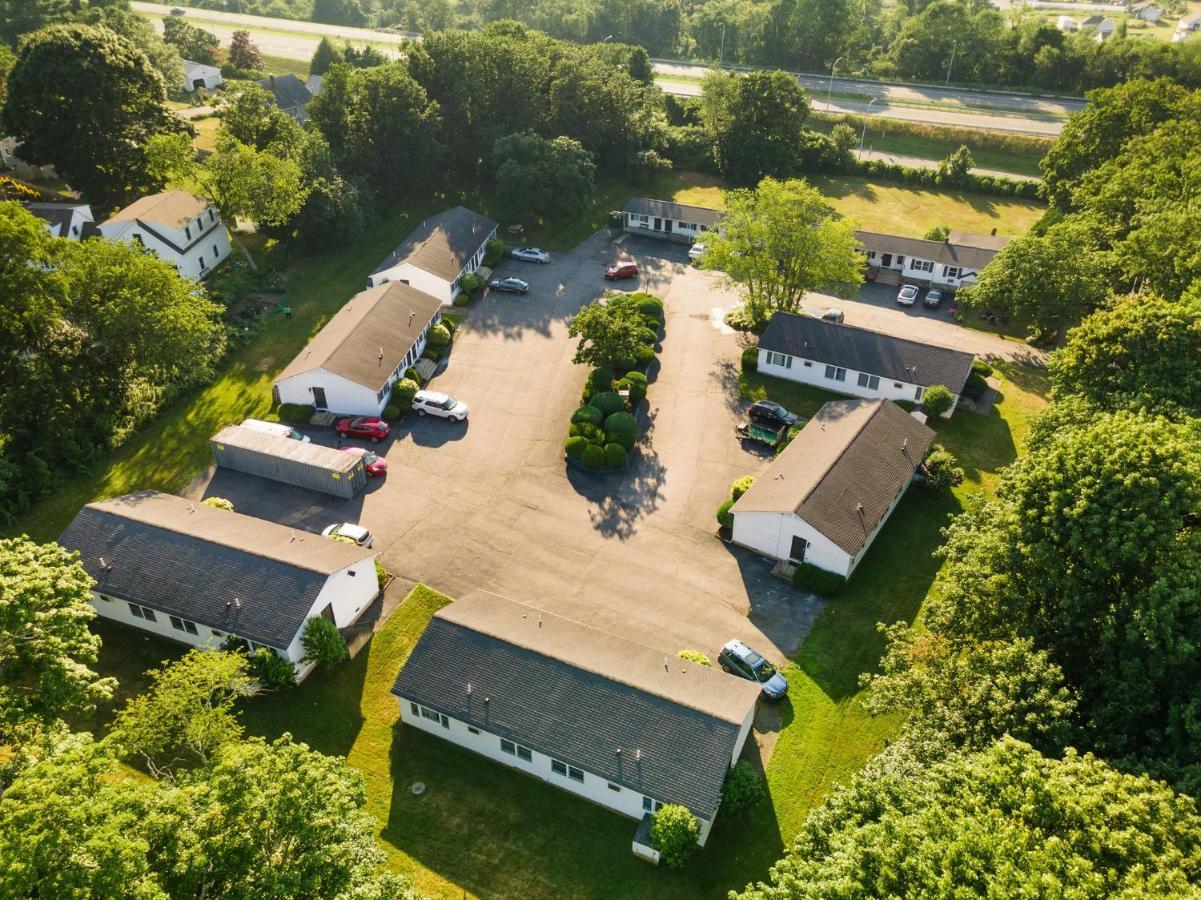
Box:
1;24;185;211
701;177;862;323
491;131;595;223
568;294;649;369
161;15;219;66
227;28;263;71
700;69;810;183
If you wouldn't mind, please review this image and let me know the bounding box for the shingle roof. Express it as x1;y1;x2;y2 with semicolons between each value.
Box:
622;197;724;227
370;207;498;282
392;591;761;819
758;312;975;394
23;202;90;237
733;400;935;555
855;229;1007;271
58;491;374;649
258;73;312;111
274;281;443;390
104;190;210;229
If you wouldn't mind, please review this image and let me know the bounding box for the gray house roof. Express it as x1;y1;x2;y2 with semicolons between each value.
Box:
733;399;935;555
371;206;497;282
274;280;443;391
58;491;374;649
759;312;975;394
23;202;91;238
622;197;724;227
392;591;761;819
855;229;1008;271
258;73;312;112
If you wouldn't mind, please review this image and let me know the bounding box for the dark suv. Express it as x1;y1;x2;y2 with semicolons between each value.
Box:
749;400;799;428
719;640;789;699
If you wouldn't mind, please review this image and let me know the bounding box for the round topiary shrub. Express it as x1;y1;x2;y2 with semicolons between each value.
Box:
923;446;964;490
426;322;451;351
721;760;766;816
392;377;420;407
564;435;589;459
638;326;659;347
716;499;735;529
249;647;296;690
589;367;616;394
633;345;656;367
382;404;401;420
650;804;700;868
622;370;648;390
603;442;627;468
607;429;635;451
921;384;955;418
301;616;347;668
619;377;646;408
569;421;604;442
590;391;625;416
637;296;664;321
604;411;637;436
581;443;606;469
571;405;604;426
202;496;234;511
730;475;756;501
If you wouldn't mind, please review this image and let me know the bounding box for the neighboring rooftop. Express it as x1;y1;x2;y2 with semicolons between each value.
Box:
274;281;443;390
622;197;724;227
258;73;312;111
58;491;374;648
183;59;218;73
734;399;935;555
759;312;975;394
104;190;209;228
23;201;91;237
855;229;1008;271
371;206;498;282
392;590;761;818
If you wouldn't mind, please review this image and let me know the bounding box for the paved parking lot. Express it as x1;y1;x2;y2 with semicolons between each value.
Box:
191;233;825;665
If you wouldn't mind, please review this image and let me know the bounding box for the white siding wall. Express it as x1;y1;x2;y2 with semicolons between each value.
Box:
91;591;227;650
757;350;959;417
183;64;223;91
99;213;231;280
369;262;452;303
398;697;718;845
865;249;981;288
730;511;853;577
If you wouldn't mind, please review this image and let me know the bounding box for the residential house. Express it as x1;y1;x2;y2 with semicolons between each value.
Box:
97;189;231;279
731;399;935;579
1079;15;1117;40
756;312;974;416
273;280;444;415
258;73;314;121
1128;2;1163;23
23;202;94;240
183;60;223;92
1056;15;1079;31
367;206;498;304
621;197;723;244
857;228;1008;289
1174;10;1201;40
0;137;54;180
391;590;762;847
58;491;379;683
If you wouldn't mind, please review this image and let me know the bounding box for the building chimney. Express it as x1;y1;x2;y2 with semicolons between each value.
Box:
409;310;415;326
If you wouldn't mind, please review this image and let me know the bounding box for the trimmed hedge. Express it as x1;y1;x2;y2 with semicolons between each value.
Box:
606;429;635;451
604;411;637;435
590;391;625;416
571;405;604;426
857;158;1040;199
604;442;627;468
678;649;712;666
564;435;588;459
619;376;646;407
569;421;605;442
730;475;756;501
382;404;401;421
581;443;606;469
277;402;314;423
426;322;451;351
716;499;735;530
792;562;846;596
589;367;616;394
741;345;759;373
391;378;420;413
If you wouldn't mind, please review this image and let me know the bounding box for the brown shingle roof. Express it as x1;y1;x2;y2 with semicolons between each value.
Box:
370;206;497;282
275;281;443;390
855;229;1007;271
104;190;210;228
733;400;935;555
622;197;724;227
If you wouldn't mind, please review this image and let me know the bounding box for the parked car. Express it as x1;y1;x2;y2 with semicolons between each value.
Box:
412;389;469;422
321;522;373;548
338;445;388;477
170;6;186;13
749;399;800;428
896;283;920;307
719;639;789;699
923;288;944;309
240;418;310;442
335;416;390;442
489;277;529;295
820;307;845;323
688;242;706;262
510;247;551;264
604;262;639;281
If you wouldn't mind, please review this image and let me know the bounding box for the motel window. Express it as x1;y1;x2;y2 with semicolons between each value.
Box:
185;226;192;240
943;265;961;279
517;746;532;762
468;726;480;735
504;740;532;759
867;251;877;260
552;759;567;776
911;259;933;273
568;766;584;782
896;256;905;266
914;386;926;401
803;361;812;367
420;706;448;729
200;255;207;269
857;373;880;390
608;783;621;792
411;702;420;716
893;382;903;388
642;796;663;813
132;234;143;245
169;616;199;635
128;603;156;622
766;351;792;369
825;365;847;382
213;244;219;258
209;209;216;223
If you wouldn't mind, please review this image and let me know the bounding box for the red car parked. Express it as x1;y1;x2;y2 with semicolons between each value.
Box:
335;416;390;442
604;261;639;281
338;445;388;477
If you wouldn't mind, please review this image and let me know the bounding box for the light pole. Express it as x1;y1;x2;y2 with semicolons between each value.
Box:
945;41;958;87
719;23;726;67
826;56;844;113
858;97;877;158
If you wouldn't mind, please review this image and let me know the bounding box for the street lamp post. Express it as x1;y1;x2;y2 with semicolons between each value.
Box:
946;41;958;87
826;56;844;113
858;97;877;158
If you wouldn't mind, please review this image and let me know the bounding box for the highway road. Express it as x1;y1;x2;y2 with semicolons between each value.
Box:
136;2;1079;135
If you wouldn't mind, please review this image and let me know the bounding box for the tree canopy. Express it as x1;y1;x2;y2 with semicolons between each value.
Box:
700;69;811;183
491;131;596;222
568;294;648;369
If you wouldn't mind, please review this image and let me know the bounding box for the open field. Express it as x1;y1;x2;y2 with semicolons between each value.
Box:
1024;2;1201;41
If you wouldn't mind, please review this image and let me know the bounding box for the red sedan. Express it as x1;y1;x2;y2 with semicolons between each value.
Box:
335;416;390;442
604;262;639;281
338;445;388;477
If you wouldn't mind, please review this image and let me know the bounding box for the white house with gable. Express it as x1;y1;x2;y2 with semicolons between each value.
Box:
58;491;379;683
367;206;497;303
858;229;1008;290
183;60;223;92
98;190;231;279
23;202;94;240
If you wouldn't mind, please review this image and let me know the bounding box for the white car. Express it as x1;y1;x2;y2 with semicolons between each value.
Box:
321;523;373;548
896;284;920;307
413;389;469;422
688;242;706;261
510;247;551;264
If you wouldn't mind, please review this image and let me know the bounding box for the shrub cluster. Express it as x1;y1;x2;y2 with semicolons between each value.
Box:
741;345;759;373
962;359;993;401
923;447;965;491
277;403;315;423
921;384;955;418
792;562;847;597
248;647;296;690
721;760;767;816
454;272;485;307
678;649;711;667
717;475;756;530
301;616;348;668
857;159;1040;199
650;804;700;868
201;497;234;511
483;237;509;267
390;377;420;415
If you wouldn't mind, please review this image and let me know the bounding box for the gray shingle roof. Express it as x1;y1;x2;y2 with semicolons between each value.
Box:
622;197;724;227
58;491;374;649
733;400;935;555
371;206;497;282
258;73;312;111
856;229;1007;271
392;591;761;819
22;202;90;237
759;312;975;394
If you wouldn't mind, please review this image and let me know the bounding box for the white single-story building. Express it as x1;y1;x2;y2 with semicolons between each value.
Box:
857;229;1008;289
1057;15;1079;31
182;59;223;92
732;399;934;579
259;73;313;121
1128;2;1163;23
1174;11;1201;40
392;590;762;847
367;206;498;303
621;197;723;244
22;202;94;240
1079;15;1117;40
273;280;444;416
757;312;974;417
97;190;231;279
57;490;379;683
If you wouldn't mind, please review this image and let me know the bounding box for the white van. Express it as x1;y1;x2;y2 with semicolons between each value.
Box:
240;418;311;442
